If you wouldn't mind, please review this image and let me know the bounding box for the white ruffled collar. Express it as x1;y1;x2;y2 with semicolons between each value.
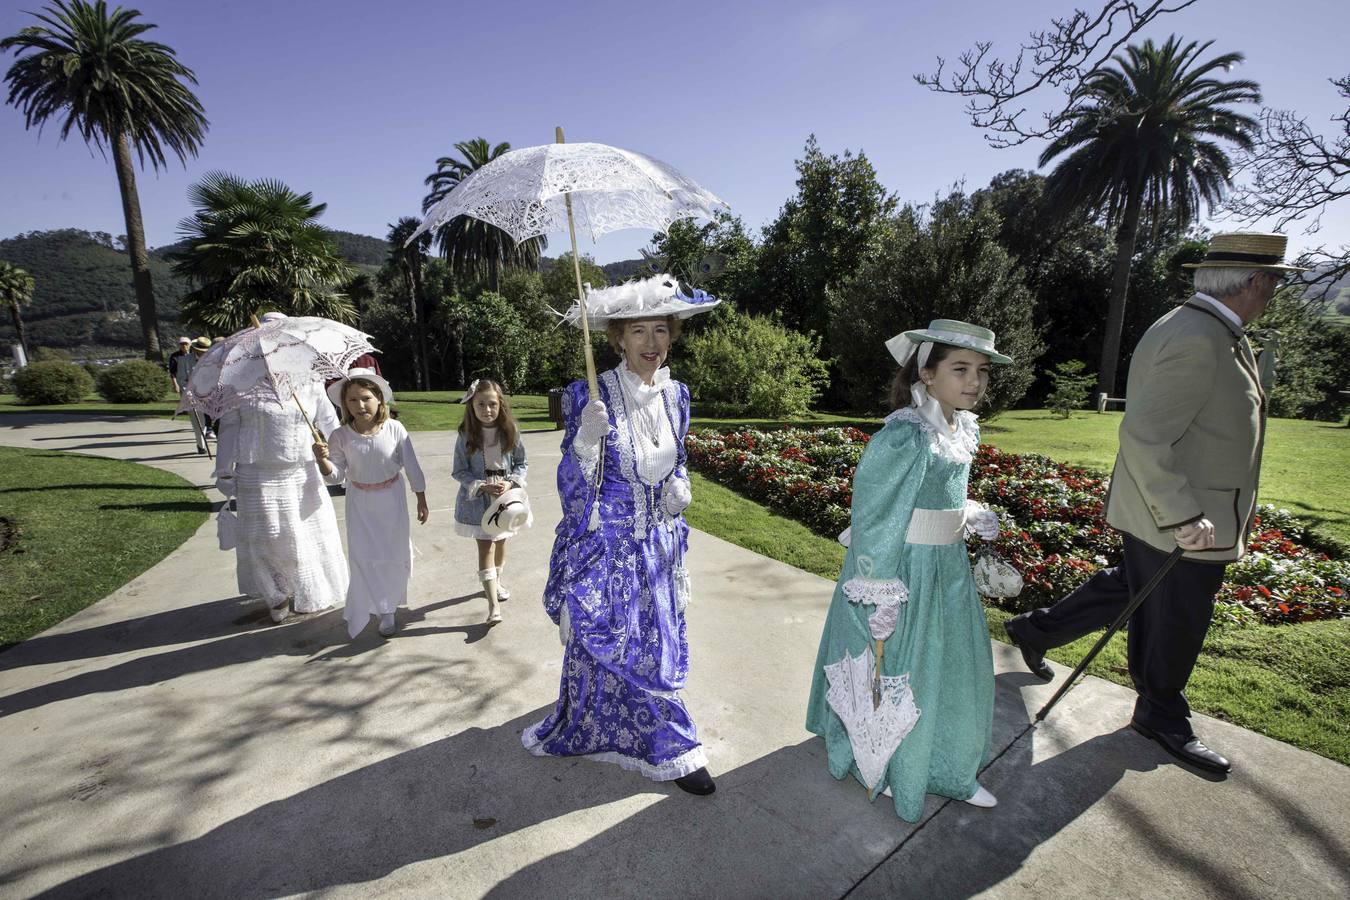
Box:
885;404;979;463
617;358;672;405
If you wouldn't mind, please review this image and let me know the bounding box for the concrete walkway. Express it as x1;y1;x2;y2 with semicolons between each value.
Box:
0;413;1346;899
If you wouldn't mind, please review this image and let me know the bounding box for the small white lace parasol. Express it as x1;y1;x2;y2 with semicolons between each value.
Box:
823;645;922;793
408;129;726;397
177;316;375;421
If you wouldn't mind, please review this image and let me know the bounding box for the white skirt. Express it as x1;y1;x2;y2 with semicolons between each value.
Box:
343;474;414;638
235;461;347;613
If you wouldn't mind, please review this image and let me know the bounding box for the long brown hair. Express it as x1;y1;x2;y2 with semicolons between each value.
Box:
888;342;956;411
339;378;391;427
458;380;519;454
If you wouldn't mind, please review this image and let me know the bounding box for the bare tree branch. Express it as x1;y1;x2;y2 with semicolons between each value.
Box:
1226;76;1350;300
915;1;1200;148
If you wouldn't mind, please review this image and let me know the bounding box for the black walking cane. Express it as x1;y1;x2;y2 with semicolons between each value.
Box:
1035;545;1187;722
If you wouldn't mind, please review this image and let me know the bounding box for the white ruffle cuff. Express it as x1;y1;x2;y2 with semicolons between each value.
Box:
842;577;909;641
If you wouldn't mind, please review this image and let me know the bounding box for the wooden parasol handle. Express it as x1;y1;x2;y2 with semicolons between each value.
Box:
556;126;599;400
292;391;324;446
872;638;884;709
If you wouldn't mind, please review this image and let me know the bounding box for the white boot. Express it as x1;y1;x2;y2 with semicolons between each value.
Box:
964;783;998;808
494;567;510;600
378;613;397;637
479;568;502;624
268;599;291;624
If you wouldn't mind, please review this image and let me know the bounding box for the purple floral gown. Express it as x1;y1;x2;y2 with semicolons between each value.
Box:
522;363;707;781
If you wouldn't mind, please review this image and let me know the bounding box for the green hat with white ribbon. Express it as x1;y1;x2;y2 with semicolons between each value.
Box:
885;319;1013;367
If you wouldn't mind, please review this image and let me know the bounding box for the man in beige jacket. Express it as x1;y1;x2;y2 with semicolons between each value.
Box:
1006;233;1300;775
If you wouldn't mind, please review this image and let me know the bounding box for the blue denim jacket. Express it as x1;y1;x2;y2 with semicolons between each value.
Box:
452;431;528;526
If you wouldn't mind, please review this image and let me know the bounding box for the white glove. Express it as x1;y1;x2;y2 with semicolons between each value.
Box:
215;475;237;499
964;500;999;542
577;400;609;446
664;477;692;517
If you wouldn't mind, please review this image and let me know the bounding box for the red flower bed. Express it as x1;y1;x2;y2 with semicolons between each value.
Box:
686;427;1350;625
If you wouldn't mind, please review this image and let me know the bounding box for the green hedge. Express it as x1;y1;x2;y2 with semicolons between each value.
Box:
12;360;94;405
96;359;170;403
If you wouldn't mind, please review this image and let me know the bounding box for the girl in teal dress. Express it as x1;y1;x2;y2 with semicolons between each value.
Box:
806;320;1012;823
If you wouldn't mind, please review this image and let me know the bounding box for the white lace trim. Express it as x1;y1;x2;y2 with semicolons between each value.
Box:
521;719;708;782
842;577;909;607
453;520;523;540
605;366;680;539
884;406;980;464
823;646;922;791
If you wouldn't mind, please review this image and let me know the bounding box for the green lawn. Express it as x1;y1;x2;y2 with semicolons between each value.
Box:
0;392;180;418
0;446;210;651
981;410;1350;548
685;470;1350;765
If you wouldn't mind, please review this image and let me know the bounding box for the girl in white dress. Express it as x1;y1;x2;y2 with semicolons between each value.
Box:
314;369;429;638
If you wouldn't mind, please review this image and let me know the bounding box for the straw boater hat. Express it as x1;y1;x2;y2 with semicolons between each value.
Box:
481;486;532;538
885;319;1013;367
1182;232;1306;272
190;336;211;351
562;273;721;328
327;367;394;408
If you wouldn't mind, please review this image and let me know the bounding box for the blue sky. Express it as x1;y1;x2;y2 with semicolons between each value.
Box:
2;0;1347;262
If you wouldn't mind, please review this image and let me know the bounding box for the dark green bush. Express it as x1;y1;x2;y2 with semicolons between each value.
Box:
682;306;830;417
97;359;170;403
13;360;94;405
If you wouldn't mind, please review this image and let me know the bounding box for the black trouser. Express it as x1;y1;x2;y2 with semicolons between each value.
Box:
1016;534;1225;735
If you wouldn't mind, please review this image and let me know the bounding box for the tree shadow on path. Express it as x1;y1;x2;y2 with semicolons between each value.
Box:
34;707;675;899
0;591;487;717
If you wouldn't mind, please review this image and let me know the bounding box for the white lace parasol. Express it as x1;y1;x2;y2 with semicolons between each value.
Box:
823;645;922;792
408;141;728;246
177;316;375;419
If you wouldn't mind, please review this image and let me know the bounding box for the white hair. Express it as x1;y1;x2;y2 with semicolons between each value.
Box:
1193;266;1263;299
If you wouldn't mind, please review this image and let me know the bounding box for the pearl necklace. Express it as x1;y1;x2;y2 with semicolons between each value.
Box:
620;370;665;449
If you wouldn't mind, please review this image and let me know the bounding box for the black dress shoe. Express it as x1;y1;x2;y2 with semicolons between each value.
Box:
1131;721;1232;774
674;767;716;796
1003;617;1054;681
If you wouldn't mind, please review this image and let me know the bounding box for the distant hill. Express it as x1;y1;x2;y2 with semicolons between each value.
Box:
330;231;389;267
602;258;647;282
0;228;186;354
0;228;389;355
539;255;647;284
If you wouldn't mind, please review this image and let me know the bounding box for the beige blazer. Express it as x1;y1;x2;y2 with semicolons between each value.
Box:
1104;298;1266;563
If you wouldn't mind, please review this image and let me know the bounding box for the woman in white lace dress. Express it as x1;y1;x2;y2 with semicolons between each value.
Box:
213;378;347;623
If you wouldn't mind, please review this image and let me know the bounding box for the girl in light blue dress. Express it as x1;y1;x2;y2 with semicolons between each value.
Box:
806;320;1011;823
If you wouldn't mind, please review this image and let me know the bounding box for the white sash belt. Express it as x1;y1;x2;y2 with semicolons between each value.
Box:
905;506;966;545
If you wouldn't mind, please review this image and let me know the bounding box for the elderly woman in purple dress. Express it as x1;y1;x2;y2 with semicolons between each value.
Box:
521;275;720;796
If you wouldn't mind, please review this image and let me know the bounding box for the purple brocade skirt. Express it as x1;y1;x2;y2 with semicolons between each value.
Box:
524;512;705;781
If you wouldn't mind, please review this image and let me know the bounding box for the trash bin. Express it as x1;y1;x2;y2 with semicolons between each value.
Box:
547;388;565;430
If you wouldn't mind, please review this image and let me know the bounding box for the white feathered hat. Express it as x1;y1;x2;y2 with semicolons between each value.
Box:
561;273;721;328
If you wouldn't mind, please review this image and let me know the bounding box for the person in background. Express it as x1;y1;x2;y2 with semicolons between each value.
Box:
167;337;192;393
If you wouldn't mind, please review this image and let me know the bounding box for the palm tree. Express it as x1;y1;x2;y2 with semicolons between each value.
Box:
422;138;544;289
0;261;36;359
386;217;432;390
170;172;356;333
1039;36;1259;394
2;0;208;361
